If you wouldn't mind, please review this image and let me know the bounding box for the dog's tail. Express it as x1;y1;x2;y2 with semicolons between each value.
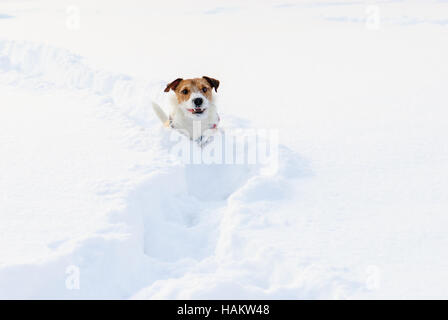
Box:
152;102;169;125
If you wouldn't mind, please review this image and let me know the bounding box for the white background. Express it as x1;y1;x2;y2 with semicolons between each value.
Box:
0;0;447;299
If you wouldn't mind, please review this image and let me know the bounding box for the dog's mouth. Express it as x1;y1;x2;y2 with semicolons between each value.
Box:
188;108;205;115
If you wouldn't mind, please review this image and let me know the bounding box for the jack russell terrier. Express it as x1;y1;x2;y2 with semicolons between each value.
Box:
152;76;220;146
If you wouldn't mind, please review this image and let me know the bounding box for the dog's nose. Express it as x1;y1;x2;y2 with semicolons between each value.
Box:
193;98;203;107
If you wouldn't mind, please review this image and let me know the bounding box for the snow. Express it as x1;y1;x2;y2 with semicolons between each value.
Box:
1;0;448;299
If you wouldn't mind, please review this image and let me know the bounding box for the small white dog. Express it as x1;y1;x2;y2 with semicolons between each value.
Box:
152;76;220;146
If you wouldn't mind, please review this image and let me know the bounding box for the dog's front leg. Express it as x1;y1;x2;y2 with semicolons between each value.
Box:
195;135;209;148
195;133;215;148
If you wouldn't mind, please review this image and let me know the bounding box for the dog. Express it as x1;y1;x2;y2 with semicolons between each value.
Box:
152;76;220;146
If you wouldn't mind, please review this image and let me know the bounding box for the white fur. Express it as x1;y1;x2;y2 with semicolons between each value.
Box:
152;93;220;142
152;102;168;124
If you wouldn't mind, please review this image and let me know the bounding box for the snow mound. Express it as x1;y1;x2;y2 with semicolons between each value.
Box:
0;40;362;299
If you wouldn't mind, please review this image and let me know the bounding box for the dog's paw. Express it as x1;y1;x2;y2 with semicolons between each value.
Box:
195;135;214;148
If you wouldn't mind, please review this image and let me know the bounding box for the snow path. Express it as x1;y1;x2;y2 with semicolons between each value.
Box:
1;0;448;299
1;40;339;299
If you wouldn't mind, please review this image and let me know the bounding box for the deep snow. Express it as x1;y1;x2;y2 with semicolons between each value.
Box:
0;0;448;299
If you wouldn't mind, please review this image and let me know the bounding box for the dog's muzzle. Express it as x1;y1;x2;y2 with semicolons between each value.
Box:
188;98;206;114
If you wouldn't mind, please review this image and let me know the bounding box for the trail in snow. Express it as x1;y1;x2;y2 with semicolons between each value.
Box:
1;0;448;300
1;40;350;299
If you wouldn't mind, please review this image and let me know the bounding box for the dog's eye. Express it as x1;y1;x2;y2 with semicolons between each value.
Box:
202;87;208;93
181;89;189;95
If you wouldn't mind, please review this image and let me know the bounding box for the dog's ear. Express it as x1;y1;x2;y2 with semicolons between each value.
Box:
164;78;183;92
203;76;220;92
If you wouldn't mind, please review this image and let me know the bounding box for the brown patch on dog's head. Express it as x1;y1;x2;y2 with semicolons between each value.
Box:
164;78;183;92
165;77;220;104
202;76;220;92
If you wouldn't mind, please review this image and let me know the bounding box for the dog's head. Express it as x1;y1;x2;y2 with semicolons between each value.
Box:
164;76;220;119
